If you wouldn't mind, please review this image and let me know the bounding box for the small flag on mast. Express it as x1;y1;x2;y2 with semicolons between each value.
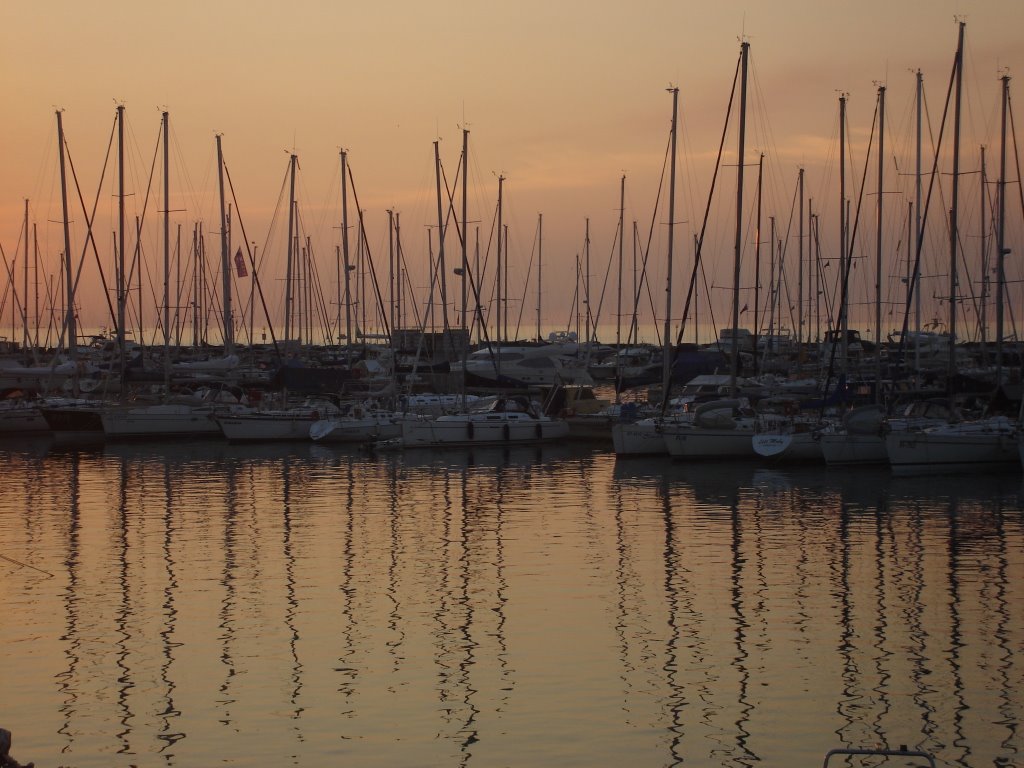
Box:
234;247;248;277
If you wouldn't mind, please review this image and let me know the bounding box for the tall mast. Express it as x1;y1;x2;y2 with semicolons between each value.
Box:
730;43;749;395
768;215;776;352
117;104;126;395
753;152;763;376
217;134;232;353
387;209;395;338
537;213;543;341
340;149;352;354
617;174;625;360
875;85;885;394
914;69;923;370
163;111;171;390
798;168;804;347
838;93;848;370
56;110;76;369
662;85;680;406
948;20;964;388
584;217;591;349
979;145;988;358
433;140;448;330
995;73;1010;383
395;213;403;334
460;130;469;398
503;223;509;343
284;153;297;350
22;199;29;355
496;175;504;346
461;129;469;342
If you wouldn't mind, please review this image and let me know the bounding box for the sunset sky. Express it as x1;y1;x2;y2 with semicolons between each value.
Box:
1;1;1022;346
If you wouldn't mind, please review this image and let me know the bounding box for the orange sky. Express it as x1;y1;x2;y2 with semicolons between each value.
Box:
1;1;1022;346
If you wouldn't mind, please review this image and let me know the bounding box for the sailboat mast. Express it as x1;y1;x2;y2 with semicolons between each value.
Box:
163;111;171;390
537;213;543;341
341;149;352;353
662;85;679;405
217;134;232;353
434;140;448;330
461;130;469;397
798;168;804;347
730;43;749;395
753;152;763;376
980;145;988;356
117;104;126;395
839;93;848;369
387;209;395;339
995;73;1010;383
585;217;591;349
56;110;76;369
461;129;469;340
914;69;923;370
875;85;885;393
948;20;964;386
496;175;504;346
284;154;297;350
22;199;29;355
617;175;625;359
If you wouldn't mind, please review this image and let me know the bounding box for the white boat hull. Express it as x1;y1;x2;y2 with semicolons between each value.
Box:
218;414;318;442
401;414;568;447
752;431;824;462
885;427;1019;473
310;415;402;443
611;419;668;455
101;404;221;438
0;405;48;434
663;425;757;459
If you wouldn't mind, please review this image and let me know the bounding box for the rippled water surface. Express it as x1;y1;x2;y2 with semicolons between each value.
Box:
0;437;1021;767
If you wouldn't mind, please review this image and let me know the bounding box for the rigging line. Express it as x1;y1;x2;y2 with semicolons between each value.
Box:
0;552;54;578
1005;86;1023;344
589;219;621;342
64;122;119;334
775;174;801;338
124;117;162;299
223;152;281;356
511;217;539;340
896;33;961;363
346;162;392;340
626;127;670;349
676;48;742;348
819;93;878;396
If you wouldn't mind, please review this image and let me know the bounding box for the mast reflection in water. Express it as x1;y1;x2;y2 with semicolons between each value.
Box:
0;439;1021;767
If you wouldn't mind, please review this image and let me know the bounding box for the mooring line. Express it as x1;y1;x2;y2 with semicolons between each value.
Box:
0;553;55;578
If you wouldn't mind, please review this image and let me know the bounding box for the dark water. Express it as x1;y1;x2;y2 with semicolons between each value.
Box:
0;437;1021;767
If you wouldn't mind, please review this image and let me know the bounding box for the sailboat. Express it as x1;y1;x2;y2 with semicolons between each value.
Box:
663;41;758;461
399;394;567;448
611;87;682;456
883;23;1020;473
100;125;248;439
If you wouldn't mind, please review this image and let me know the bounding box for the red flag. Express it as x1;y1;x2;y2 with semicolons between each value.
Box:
234;247;248;278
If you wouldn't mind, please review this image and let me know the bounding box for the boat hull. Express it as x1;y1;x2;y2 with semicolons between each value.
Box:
0;405;49;435
611;419;667;455
819;432;888;466
401;415;569;448
310;416;402;443
217;414;318;442
101;404;222;439
885;428;1019;473
663;425;757;459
